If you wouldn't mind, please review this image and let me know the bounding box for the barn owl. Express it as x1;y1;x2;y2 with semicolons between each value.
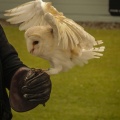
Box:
4;0;105;75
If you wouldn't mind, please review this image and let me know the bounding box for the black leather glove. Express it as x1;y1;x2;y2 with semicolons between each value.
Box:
22;68;51;103
9;67;52;112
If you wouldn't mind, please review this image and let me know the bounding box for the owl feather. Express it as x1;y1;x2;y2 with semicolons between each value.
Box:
4;0;105;75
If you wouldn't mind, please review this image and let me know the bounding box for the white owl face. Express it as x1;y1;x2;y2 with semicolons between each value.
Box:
24;26;54;57
26;35;41;56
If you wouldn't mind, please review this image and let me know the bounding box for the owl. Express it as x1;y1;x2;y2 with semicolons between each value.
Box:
4;0;105;75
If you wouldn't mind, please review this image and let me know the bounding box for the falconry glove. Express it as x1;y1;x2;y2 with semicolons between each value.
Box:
9;67;52;112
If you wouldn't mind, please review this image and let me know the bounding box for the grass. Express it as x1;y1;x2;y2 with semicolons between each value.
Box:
3;26;120;120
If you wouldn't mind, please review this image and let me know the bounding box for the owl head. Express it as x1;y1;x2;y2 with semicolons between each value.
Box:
24;26;54;57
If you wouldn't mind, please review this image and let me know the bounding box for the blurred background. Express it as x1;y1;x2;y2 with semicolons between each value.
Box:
0;0;120;120
0;0;120;22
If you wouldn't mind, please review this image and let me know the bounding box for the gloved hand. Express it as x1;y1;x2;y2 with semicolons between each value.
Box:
22;68;51;104
9;67;52;112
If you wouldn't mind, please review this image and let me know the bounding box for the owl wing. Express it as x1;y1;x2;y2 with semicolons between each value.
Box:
4;0;102;50
4;0;62;31
44;13;101;50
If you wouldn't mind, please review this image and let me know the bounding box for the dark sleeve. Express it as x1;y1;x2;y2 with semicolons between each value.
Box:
0;25;27;89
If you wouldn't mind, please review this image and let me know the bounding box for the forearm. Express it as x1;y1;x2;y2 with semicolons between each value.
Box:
0;25;26;89
0;25;18;61
2;54;26;89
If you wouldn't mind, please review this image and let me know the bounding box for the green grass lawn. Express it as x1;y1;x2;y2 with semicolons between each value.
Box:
3;26;120;120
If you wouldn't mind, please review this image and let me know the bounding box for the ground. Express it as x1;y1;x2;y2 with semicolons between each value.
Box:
1;21;120;120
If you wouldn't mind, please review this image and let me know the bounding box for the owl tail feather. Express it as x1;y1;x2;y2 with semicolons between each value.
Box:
73;40;105;66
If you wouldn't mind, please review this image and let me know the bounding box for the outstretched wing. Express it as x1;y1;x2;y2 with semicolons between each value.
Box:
4;0;62;31
44;13;99;50
4;0;102;50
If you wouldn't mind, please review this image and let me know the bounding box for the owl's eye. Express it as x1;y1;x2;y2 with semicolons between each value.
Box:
33;41;39;45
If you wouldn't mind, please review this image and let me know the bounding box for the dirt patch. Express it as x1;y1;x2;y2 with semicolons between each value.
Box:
77;22;120;29
0;19;120;29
